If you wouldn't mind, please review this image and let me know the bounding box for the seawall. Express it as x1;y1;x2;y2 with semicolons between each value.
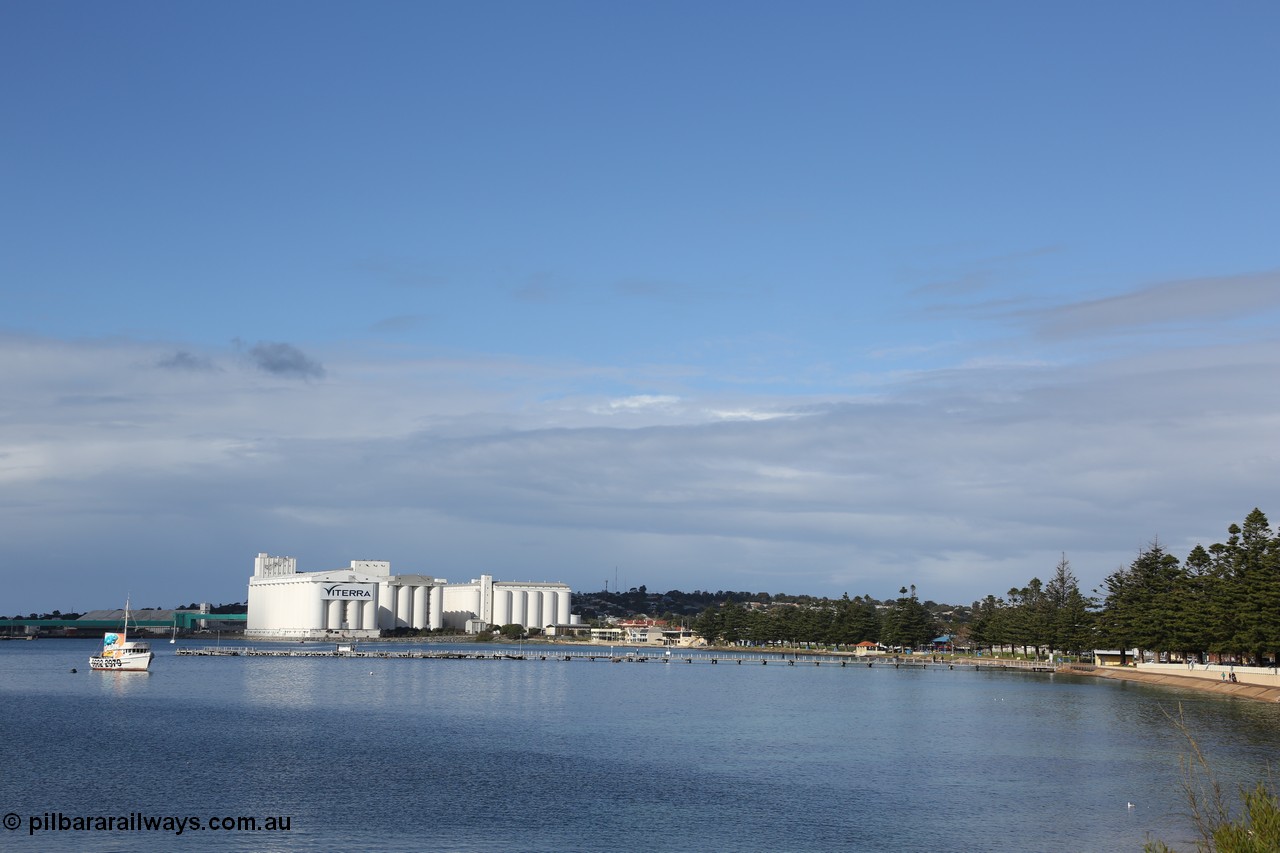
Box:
1062;664;1280;704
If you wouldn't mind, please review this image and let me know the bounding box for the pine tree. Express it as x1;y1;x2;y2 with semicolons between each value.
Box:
1044;555;1096;655
967;595;1002;652
1023;577;1052;657
1181;544;1215;658
721;594;747;640
880;585;938;650
692;603;725;645
850;595;882;644
1230;509;1280;664
1004;586;1033;656
1099;540;1184;661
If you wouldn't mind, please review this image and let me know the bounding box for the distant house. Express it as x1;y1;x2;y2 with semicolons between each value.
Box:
618;619;694;645
586;619;695;647
590;627;624;643
625;624;664;644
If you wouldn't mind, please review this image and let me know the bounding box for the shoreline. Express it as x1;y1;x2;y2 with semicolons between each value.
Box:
39;630;1280;706
1063;664;1280;704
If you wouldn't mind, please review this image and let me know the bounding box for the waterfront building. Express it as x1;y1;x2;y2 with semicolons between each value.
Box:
617;618;695;646
246;553;573;639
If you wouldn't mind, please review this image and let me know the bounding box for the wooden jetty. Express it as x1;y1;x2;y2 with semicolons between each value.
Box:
174;647;1057;671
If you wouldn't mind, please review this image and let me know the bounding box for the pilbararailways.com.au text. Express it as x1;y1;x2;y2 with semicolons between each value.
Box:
5;811;292;836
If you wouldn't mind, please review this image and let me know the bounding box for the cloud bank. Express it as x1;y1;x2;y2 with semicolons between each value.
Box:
3;273;1278;612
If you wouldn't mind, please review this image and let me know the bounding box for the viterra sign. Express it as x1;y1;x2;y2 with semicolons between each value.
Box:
321;584;374;600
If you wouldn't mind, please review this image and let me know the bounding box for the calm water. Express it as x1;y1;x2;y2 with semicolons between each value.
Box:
3;640;1280;852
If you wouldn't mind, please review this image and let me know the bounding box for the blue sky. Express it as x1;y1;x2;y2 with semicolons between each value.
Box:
3;2;1280;613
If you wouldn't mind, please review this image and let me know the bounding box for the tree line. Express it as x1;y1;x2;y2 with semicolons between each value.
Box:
929;507;1280;661
967;554;1095;656
1098;508;1280;665
684;508;1280;662
690;585;948;649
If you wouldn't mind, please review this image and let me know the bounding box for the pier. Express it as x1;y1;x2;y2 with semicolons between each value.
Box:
174;646;1057;671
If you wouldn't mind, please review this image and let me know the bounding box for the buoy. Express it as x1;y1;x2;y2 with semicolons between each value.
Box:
70;668;77;673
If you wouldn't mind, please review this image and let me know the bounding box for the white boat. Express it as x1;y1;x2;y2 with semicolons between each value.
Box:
89;600;154;672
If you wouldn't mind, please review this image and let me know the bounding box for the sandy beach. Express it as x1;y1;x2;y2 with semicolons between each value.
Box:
1063;663;1280;703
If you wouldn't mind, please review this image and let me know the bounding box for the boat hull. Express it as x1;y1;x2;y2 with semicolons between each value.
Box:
89;651;153;672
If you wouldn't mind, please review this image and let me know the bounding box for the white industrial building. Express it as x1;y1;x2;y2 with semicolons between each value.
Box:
246;553;573;639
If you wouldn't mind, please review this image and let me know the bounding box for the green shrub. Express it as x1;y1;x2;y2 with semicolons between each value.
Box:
1145;709;1280;852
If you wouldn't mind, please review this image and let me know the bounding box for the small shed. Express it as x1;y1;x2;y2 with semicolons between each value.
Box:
853;641;882;657
1093;649;1137;667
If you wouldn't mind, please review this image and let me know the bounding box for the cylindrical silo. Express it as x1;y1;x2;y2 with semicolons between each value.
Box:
526;590;542;631
511;590;528;628
397;586;412;628
494;589;511;627
377;584;394;629
544;591;559;628
412;586;427;629
429;585;444;630
311;589;325;633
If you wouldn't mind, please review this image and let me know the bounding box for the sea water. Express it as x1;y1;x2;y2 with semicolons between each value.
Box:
3;640;1280;852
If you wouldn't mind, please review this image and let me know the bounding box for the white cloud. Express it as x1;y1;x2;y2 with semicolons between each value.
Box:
600;394;682;413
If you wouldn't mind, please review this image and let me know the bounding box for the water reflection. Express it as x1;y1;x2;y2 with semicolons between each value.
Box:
93;670;152;698
241;657;332;709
